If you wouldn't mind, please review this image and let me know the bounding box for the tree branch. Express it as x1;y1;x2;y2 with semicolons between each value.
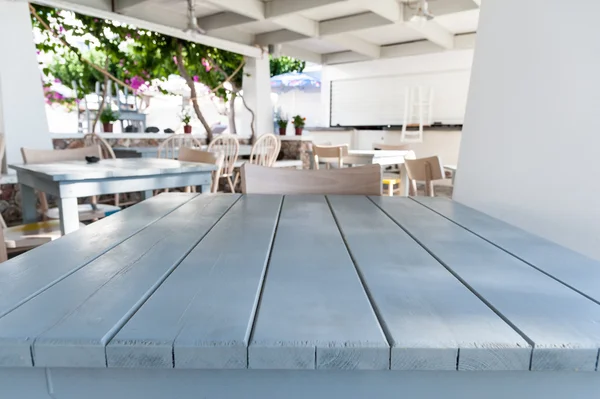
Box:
176;40;213;142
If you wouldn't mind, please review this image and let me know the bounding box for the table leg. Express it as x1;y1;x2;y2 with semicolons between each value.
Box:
20;184;38;224
400;164;410;197
58;197;80;235
199;184;210;194
142;190;153;200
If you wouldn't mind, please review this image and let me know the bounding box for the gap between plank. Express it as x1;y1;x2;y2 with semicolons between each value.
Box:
367;196;536;371
410;198;600;308
325;195;393;370
97;195;243;367
0;194;202;321
246;195;286;368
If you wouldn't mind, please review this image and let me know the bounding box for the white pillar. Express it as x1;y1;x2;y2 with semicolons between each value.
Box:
454;0;600;260
241;53;273;138
0;1;51;170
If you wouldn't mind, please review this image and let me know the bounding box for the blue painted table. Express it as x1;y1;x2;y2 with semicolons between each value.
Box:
9;158;216;235
1;194;600;398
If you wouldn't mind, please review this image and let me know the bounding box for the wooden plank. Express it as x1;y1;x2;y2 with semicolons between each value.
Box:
327;195;531;371
0;194;239;367
107;195;282;369
413;197;600;304
0;193;197;319
372;197;600;371
249;195;389;370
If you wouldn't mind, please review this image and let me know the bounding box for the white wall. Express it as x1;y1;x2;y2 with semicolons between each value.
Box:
0;1;51;168
321;50;474;127
242;55;273;137
454;0;600;260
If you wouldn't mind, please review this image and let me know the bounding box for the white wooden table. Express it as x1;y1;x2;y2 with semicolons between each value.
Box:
1;194;600;398
9;158;216;235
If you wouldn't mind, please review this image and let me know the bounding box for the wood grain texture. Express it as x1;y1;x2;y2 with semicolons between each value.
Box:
249;195;389;370
0;194;196;320
413;197;600;304
107;195;282;369
327;195;531;371
0;195;238;368
372;197;600;371
241;164;382;196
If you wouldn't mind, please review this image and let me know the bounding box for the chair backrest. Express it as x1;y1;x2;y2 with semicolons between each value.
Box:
313;144;349;169
250;134;280;167
373;143;411;151
404;155;445;197
178;147;224;193
207;135;239;176
21;145;102;164
157;135;203;160
241;163;382;195
83;133;116;159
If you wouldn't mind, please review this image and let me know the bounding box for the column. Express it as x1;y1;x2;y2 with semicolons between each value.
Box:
241;53;273;138
0;1;51;170
454;0;600;260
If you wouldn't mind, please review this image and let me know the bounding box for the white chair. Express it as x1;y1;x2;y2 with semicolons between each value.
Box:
178;147;224;194
207;135;239;193
404;155;446;197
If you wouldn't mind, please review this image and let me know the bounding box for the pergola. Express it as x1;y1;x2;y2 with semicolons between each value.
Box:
0;0;599;262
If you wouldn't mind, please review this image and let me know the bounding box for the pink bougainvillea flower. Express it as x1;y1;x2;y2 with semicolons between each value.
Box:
54;78;61;83
193;75;199;82
59;26;65;33
201;58;211;72
130;76;145;90
173;56;178;65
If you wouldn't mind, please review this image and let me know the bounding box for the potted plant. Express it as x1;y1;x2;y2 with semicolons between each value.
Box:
180;109;193;134
276;117;288;135
99;108;119;133
292;115;306;136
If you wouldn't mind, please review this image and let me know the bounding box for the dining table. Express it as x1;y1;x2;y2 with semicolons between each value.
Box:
0;193;599;398
9;158;216;235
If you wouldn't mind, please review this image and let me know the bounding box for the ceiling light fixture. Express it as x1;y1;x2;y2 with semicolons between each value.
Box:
183;0;206;35
410;0;435;24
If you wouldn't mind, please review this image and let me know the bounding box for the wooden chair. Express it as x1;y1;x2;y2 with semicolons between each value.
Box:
178;147;224;194
404;155;445;197
250;134;281;167
241;163;382;195
313;144;349;169
233;134;280;188
157;134;203;160
83;133;123;207
207;135;239;193
382;150;416;196
21;146;120;221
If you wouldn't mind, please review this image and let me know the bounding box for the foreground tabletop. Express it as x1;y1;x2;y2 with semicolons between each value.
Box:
1;194;599;374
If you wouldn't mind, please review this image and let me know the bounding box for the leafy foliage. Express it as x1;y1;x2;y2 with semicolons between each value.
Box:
99;108;119;123
292;115;306;128
270;56;306;77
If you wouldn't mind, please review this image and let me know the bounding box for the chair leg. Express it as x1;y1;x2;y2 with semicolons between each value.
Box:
227;176;236;193
233;172;240;190
387;184;393;197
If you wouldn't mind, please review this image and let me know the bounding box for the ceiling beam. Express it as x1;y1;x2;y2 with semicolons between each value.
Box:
320;12;392;36
327;34;380;58
255;30;308;46
353;0;401;22
272;15;319;37
426;0;479;16
265;0;349;19
323;34;477;65
472;0;481;6
200;0;264;20
113;0;148;12
28;0;262;57
279;44;323;64
406;21;454;49
198;12;256;31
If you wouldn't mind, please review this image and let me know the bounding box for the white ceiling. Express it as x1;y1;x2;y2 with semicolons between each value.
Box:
33;0;481;64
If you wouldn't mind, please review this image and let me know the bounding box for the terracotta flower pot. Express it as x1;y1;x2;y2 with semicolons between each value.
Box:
102;123;113;133
184;125;192;134
278;127;287;135
295;127;303;136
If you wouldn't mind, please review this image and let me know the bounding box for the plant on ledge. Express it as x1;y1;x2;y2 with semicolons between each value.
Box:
99;108;119;133
276;117;289;135
292;115;306;136
180;108;193;134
